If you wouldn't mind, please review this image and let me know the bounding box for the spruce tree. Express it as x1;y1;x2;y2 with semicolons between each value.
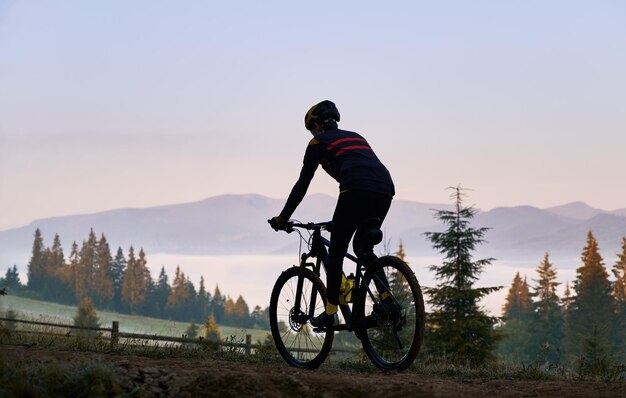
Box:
497;272;533;363
73;296;100;337
611;237;626;358
564;231;616;362
26;229;46;291
45;234;66;300
154;266;171;318
530;253;564;356
167;266;191;320
424;186;501;365
502;272;533;321
111;247;126;312
204;314;221;342
93;234;114;308
120;246;148;314
211;285;225;324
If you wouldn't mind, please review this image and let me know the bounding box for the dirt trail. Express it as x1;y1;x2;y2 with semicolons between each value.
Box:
2;346;625;397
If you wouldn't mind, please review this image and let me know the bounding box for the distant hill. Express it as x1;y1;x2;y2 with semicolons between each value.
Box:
1;194;625;269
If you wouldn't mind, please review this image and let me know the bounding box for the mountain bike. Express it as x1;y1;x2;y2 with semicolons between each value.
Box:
267;218;425;370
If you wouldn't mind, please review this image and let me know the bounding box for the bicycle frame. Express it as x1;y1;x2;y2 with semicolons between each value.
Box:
291;222;370;332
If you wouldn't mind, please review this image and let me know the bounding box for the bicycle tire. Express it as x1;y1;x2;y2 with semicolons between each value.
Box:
269;266;334;369
356;255;425;370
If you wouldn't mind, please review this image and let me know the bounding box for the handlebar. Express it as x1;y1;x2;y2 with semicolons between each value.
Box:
268;219;332;233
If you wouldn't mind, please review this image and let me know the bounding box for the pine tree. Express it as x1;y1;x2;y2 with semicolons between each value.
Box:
154;266;171;318
211;285;225;324
564;231;616;361
73;296;100;337
223;296;236;326
120;246;148;314
502;272;533;321
530;253;564;356
197;276;210;323
167;266;193;320
2;265;22;292
497;272;534;363
26;229;46;291
111;247;126;312
424;186;502;365
79;229;99;297
93;234;114;308
45;234;66;300
611;237;626;358
395;241;407;262
233;295;251;327
204;314;221;342
68;241;87;302
250;305;270;329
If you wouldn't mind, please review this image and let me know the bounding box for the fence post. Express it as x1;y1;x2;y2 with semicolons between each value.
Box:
245;334;252;356
111;321;119;349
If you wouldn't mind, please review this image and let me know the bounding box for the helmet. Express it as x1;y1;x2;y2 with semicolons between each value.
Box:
304;100;340;131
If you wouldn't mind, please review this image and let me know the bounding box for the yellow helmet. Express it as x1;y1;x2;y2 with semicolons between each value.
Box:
304;100;340;131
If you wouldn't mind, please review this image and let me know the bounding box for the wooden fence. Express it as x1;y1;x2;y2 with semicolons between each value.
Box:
0;316;257;354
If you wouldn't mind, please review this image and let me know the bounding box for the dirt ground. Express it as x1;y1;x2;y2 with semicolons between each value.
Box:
2;346;626;398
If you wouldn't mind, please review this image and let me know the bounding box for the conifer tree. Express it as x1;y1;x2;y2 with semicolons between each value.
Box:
424;186;501;365
502;272;533;321
530;253;564;354
564;231;616;361
111;247;126;312
44;234;66;300
73;296;100;337
497;272;533;363
234;295;251;327
197;276;210;323
611;237;626;357
204;314;221;342
27;229;46;291
211;285;225;323
121;246;148;314
68;241;87;302
167;266;191;320
2;265;22;292
93;234;114;308
79;229;99;296
223;295;236;326
154;266;171;318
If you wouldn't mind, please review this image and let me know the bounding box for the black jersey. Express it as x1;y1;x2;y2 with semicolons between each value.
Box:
279;128;394;220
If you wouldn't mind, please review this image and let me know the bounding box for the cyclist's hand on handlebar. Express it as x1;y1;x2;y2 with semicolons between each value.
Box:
269;216;289;231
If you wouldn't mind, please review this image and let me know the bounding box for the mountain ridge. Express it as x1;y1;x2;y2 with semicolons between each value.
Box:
1;194;625;268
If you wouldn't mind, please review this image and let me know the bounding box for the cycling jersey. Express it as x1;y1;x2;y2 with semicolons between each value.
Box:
279;128;395;220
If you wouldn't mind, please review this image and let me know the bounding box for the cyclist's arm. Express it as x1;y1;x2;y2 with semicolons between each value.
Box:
279;140;320;220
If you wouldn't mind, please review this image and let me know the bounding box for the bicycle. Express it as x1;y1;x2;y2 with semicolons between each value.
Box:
267;218;425;370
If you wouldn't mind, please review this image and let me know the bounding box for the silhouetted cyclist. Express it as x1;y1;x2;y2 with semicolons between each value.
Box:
270;100;395;327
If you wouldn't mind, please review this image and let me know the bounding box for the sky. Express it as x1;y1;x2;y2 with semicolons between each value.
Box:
1;0;625;231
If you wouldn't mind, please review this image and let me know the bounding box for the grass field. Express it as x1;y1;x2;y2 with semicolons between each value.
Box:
0;295;271;344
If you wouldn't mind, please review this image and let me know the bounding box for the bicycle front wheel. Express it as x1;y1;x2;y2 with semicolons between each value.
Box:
357;255;425;370
269;266;334;369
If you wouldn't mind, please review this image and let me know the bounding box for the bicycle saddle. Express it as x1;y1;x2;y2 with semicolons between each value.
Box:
353;218;383;259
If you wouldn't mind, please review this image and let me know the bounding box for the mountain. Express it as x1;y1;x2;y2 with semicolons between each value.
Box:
544;201;605;220
1;194;625;269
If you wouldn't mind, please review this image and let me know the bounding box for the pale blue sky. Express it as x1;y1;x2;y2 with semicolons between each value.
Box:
1;0;625;230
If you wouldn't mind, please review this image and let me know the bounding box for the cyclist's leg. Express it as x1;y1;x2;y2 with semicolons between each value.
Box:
327;192;361;307
329;191;393;301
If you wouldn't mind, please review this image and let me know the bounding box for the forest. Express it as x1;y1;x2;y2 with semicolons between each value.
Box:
0;228;268;330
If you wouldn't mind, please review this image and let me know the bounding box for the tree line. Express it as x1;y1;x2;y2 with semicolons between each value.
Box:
498;232;626;367
1;229;269;329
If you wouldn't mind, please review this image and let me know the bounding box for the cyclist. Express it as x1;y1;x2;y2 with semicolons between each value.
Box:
270;100;395;327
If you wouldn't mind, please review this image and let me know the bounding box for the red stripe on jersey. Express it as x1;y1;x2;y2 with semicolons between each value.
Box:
336;145;373;156
327;137;369;150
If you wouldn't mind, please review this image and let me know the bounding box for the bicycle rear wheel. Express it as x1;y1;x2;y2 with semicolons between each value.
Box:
357;255;425;370
269;266;334;369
